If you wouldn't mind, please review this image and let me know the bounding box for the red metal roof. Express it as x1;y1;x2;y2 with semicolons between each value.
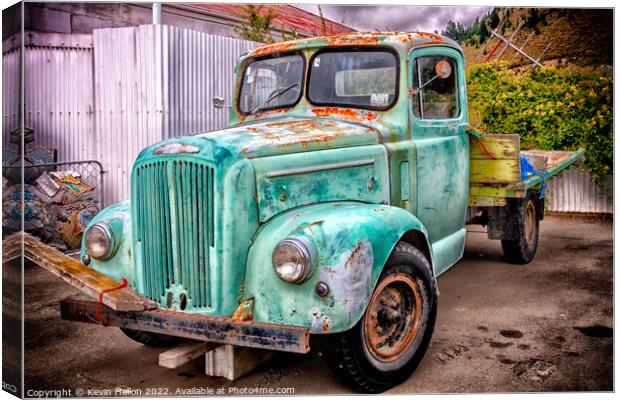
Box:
189;3;355;36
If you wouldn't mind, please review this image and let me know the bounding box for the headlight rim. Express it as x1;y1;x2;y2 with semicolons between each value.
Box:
272;237;314;283
85;222;115;260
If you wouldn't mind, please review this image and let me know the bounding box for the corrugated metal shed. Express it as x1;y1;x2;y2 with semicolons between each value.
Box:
546;167;613;214
93;24;256;203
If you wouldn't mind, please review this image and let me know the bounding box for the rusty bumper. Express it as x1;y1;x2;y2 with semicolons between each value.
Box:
60;297;311;354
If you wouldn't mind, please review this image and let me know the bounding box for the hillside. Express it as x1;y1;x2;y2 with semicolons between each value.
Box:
462;8;613;70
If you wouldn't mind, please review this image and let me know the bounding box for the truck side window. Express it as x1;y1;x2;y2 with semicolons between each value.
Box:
412;56;459;119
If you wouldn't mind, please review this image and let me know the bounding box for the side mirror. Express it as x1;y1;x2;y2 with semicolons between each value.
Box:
435;60;452;79
415;59;454;95
212;96;230;109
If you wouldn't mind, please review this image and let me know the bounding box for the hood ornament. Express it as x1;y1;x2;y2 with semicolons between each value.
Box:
154;143;200;155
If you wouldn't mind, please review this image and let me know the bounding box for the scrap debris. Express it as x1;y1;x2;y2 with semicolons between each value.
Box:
2;169;99;251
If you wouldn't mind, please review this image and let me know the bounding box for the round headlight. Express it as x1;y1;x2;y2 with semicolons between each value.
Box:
85;223;114;260
272;238;313;283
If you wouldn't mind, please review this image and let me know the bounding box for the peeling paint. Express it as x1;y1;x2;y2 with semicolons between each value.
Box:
327;240;373;316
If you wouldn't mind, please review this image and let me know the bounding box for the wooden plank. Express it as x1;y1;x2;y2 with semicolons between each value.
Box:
2;233;22;262
470;159;521;184
205;344;273;381
469;185;525;198
159;342;214;369
469;196;508;207
470;134;520;159
3;232;157;311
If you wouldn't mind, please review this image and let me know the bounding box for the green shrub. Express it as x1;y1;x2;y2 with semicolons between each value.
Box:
467;64;613;184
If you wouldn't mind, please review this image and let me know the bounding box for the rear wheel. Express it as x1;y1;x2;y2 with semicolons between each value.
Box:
501;191;540;264
120;328;180;347
319;242;437;393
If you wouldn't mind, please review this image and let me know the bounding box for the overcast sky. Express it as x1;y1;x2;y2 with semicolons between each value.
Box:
295;4;493;33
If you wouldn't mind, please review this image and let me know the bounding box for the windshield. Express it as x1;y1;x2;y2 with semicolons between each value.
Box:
238;54;304;114
308;50;398;109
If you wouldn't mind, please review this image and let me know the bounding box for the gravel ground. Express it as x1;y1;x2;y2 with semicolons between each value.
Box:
6;215;613;395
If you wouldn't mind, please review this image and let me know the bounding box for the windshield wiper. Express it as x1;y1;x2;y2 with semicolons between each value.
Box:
250;83;299;114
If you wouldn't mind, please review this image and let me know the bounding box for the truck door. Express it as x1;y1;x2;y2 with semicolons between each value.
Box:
408;47;469;275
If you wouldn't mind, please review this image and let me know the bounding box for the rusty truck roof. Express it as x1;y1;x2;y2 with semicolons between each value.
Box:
248;31;461;57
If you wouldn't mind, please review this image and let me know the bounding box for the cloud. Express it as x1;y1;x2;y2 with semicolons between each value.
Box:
296;5;493;32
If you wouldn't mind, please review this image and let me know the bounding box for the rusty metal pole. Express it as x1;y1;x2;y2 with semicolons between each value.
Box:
152;3;162;24
490;30;543;67
529;43;552;70
495;21;524;61
509;31;535;65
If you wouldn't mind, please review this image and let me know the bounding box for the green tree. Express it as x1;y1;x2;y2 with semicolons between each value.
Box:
441;8;500;45
235;5;276;43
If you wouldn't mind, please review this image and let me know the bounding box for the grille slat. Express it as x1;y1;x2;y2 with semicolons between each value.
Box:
200;169;210;306
134;160;215;309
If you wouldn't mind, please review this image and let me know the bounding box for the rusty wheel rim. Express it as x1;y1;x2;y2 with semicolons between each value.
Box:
363;273;423;362
525;200;537;248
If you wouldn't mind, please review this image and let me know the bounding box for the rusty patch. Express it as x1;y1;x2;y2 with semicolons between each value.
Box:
326;34;381;47
260;132;281;141
311;107;377;122
232;298;254;321
265;119;324;130
251;41;297;57
363;272;423;362
322;316;331;333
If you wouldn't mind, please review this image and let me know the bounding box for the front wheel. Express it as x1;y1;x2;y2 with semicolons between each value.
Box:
319;242;437;393
501;191;540;264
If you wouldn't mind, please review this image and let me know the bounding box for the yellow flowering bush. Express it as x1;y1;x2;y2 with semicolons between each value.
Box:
467;65;613;183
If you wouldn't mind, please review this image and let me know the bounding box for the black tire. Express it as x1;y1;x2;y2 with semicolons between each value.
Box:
120;328;180;347
319;242;437;393
501;191;540;264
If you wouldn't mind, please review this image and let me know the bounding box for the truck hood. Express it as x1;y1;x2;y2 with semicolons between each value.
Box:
137;116;381;167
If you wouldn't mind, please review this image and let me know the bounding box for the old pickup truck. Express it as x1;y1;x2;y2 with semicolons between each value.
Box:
7;32;584;393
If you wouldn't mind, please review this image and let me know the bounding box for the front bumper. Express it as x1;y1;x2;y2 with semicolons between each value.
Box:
61;297;310;354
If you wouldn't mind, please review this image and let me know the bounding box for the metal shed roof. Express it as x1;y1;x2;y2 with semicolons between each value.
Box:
189;3;356;36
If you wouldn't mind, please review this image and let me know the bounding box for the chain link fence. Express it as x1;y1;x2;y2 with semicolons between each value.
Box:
2;160;105;251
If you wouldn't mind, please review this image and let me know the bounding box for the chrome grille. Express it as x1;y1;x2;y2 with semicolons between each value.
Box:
133;160;215;309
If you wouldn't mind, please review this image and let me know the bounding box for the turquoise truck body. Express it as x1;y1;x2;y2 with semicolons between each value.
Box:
80;32;583;335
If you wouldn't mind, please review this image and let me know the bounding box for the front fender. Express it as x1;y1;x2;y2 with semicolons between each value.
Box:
80;200;134;286
244;201;433;334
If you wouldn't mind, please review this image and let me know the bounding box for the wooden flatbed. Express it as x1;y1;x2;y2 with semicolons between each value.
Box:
469;133;585;207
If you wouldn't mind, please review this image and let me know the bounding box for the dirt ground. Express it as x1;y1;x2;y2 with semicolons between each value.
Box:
10;215;613;395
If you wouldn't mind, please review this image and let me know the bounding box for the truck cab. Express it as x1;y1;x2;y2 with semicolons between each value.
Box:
64;32;582;393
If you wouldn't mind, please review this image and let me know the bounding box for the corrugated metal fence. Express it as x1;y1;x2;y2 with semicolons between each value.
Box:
2;49;19;143
2;35;95;162
546;167;613;214
92;25;255;202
